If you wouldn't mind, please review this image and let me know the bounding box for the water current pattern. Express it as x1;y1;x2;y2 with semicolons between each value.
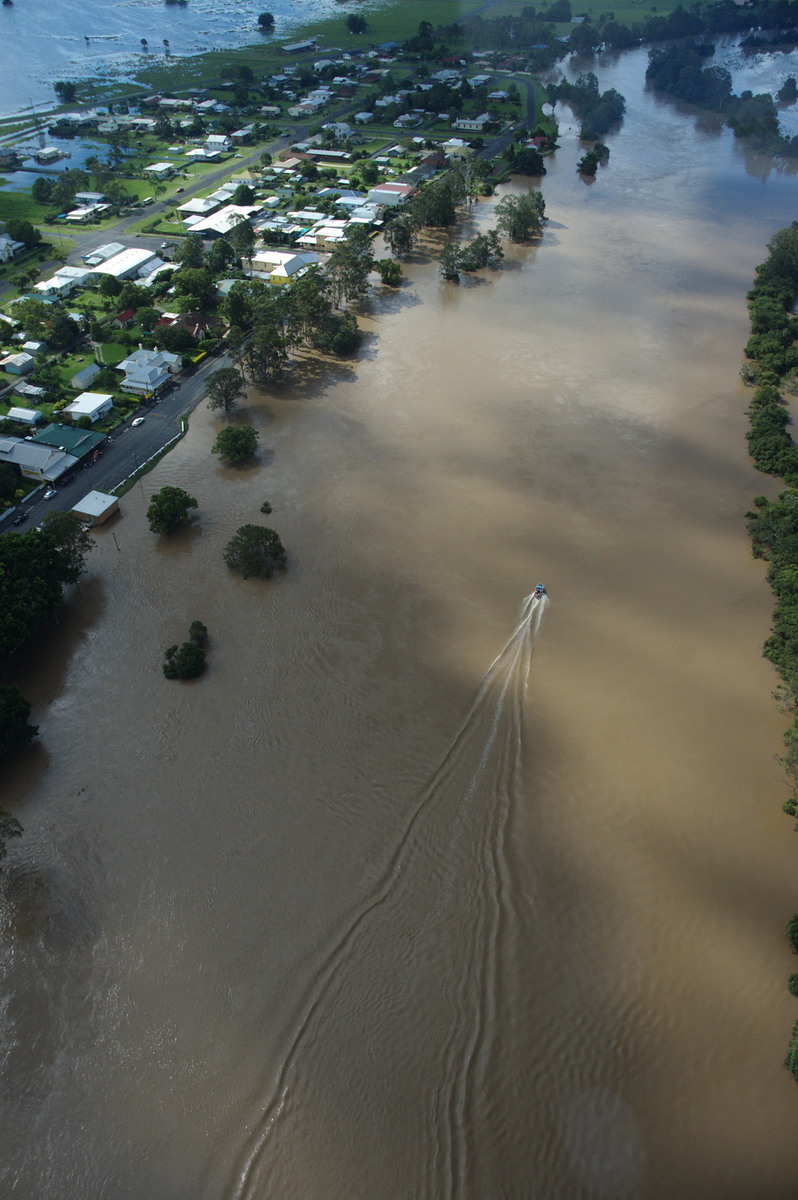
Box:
231;593;547;1199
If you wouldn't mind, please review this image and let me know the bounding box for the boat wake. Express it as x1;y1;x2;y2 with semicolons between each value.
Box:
226;590;548;1199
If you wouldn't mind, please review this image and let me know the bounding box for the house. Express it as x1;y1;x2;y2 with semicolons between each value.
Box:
72;490;119;526
112;309;136;329
34;423;106;459
64;203;111;223
322;122;352;139
6;407;42;426
185;147;221;162
0;234;24;262
206;134;232;152
0;436;78;482
35;265;91;297
90;248;157;281
452;113;492;132
189;205;258;238
394;113;424;129
14;382;46;400
295;220;350;250
488;90;510;101
443;138;473;158
354;111;374;124
167;312;212;341
22;340;47;356
0;352;35;376
178;196;223;218
64;392;114;423
144;162;175;180
35;146;63;164
366;182;414;207
71;362;101;390
74;191;106;205
288;101;324;117
249;249;319;285
231;125;255;144
116;348;181;396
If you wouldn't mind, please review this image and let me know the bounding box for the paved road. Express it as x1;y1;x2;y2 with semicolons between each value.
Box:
2;348;230;531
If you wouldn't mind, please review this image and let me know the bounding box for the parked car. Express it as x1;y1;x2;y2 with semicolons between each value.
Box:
43;488;57;500
131;417;145;427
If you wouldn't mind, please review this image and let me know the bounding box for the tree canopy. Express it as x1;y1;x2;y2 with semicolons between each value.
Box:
39;511;95;584
212;425;260;464
0;529;91;661
0;684;37;761
206;367;246;418
223;525;286;578
495;189;547;242
146;486;199;535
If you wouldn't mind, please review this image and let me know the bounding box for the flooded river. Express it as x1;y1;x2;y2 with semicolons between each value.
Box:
3;47;798;1200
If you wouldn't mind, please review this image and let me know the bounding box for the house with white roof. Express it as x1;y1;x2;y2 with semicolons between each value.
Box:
206;134;232;152
116;348;181;396
35;265;91;297
322;122;352;139
366;182;414;207
249;249;319;285
64;392;113;424
189;205;258;238
144;162;176;180
6;407;42;426
178;195;224;219
452;113;492;132
185;147;221;162
72;490;120;526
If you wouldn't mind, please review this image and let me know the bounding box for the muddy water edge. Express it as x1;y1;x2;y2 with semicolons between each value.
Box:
2;47;798;1200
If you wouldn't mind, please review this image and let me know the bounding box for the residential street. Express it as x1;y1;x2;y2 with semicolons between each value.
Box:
2;347;231;529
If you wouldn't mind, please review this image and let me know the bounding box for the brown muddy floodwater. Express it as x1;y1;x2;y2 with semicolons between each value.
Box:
3;48;798;1200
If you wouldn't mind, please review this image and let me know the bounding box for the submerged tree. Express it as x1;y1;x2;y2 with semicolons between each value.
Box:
212;425;259;465
223;525;286;578
206;367;246;419
146;486;198;535
163;621;209;680
495;189;547;242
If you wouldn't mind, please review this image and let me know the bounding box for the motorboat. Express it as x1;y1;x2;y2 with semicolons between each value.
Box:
533;583;546;598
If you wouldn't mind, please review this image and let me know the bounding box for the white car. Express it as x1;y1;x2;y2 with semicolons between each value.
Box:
43;488;57;500
131;417;145;427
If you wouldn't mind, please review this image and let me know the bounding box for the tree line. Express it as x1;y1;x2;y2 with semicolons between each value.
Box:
737;222;798;1085
645;43;798;157
0;513;96;858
